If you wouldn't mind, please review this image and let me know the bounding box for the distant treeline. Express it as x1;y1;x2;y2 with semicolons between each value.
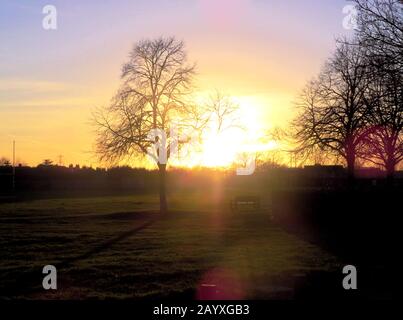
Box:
0;165;154;195
1;164;402;199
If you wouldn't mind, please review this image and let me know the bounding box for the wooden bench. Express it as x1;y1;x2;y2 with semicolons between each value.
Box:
230;196;260;211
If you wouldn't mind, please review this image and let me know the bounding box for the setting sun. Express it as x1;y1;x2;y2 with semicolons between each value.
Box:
201;130;242;167
168;96;275;169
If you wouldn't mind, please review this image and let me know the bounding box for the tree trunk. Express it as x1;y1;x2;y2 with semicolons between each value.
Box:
158;164;168;214
385;159;395;186
346;149;356;184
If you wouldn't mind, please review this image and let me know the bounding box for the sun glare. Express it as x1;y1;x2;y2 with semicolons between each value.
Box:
145;95;277;169
201;131;241;167
196;97;273;168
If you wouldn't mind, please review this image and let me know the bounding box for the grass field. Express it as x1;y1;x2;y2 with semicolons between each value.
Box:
0;192;342;299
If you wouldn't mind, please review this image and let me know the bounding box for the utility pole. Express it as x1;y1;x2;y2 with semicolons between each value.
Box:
12;140;15;191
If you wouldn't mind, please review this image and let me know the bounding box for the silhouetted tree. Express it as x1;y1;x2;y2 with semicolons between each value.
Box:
93;37;196;213
350;0;403;178
0;157;11;167
353;0;402;71
293;44;372;179
41;159;54;166
360;61;403;178
205;92;242;133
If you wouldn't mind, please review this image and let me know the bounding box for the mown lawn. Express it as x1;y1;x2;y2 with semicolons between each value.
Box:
0;192;341;299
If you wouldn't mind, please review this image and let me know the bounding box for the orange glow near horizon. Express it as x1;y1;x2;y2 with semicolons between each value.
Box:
153;95;280;170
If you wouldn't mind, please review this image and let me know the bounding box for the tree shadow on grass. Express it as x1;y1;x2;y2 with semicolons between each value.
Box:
58;213;159;269
2;211;160;298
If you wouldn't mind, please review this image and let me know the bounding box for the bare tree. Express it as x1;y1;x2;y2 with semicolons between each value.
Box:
205;92;242;134
293;1;402;179
253;127;287;168
40;159;54;166
353;0;402;71
93;37;196;213
293;44;372;178
0;157;11;167
350;0;403;178
360;57;403;178
176;93;238;144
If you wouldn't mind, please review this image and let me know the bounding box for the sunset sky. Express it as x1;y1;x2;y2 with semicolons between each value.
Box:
0;0;353;167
